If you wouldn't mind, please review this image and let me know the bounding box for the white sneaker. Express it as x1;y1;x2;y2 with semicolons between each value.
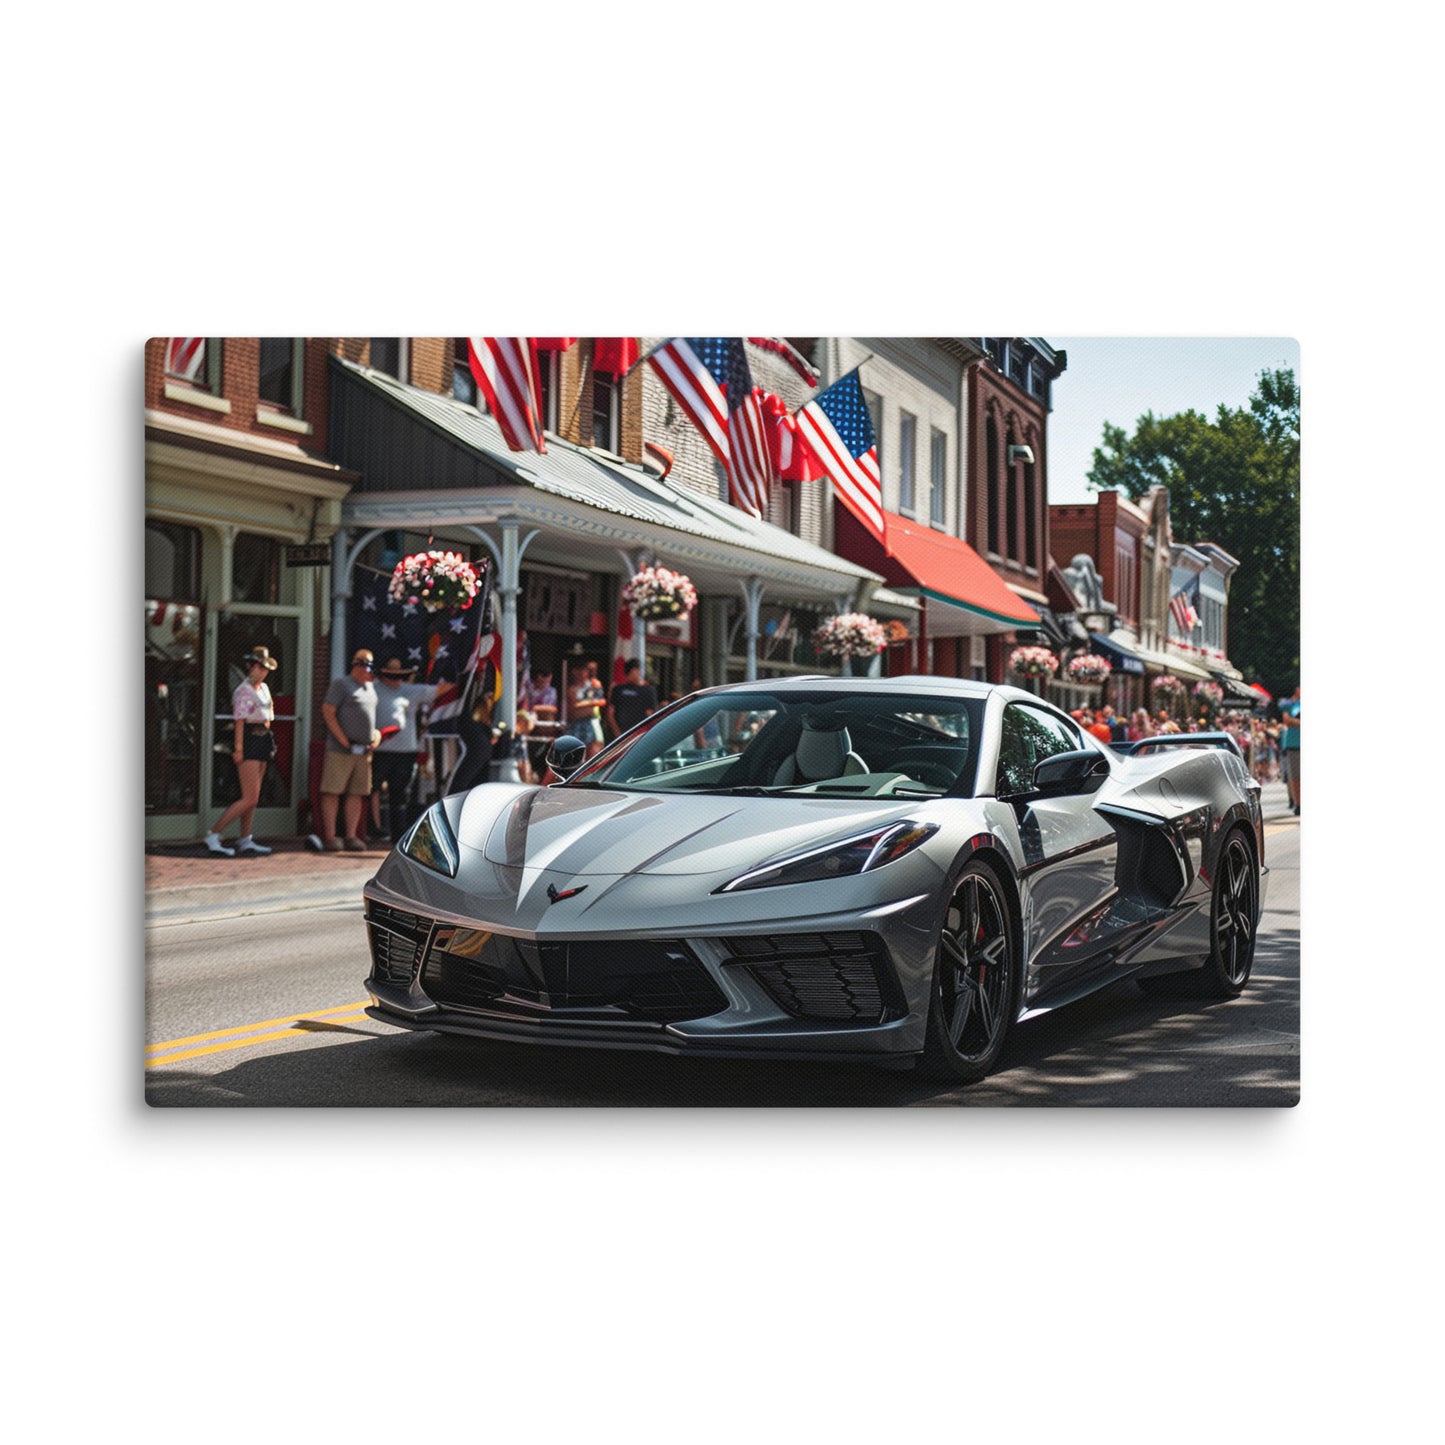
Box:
236;837;272;855
204;831;235;857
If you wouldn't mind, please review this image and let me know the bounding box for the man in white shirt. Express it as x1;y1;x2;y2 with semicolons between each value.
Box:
370;658;439;841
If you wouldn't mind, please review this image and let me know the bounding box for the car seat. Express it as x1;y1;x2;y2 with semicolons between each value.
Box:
774;718;869;784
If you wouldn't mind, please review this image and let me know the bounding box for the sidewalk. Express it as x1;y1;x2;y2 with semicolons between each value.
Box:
145;833;384;924
146;779;1298;926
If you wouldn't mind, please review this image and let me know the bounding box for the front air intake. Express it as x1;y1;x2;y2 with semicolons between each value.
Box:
726;932;902;1024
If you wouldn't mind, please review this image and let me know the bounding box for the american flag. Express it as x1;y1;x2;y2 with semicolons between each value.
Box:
467;338;546;452
1170;575;1201;633
795;369;885;544
348;564;428;673
647;338;773;518
427;578;494;734
166;337;205;381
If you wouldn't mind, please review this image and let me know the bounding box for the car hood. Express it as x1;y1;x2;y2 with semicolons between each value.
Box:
461;783;927;879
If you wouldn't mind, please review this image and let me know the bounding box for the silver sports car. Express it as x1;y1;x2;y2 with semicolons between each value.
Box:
362;677;1266;1083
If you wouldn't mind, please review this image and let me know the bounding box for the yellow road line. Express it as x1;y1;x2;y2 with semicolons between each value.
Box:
145;1012;372;1068
146;1001;371;1054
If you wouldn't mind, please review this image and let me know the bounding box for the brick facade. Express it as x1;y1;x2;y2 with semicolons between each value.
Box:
966;360;1051;599
1049;489;1150;627
146;338;331;450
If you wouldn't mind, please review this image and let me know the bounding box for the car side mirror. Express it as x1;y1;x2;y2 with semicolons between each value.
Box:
1032;748;1110;796
548;734;588;778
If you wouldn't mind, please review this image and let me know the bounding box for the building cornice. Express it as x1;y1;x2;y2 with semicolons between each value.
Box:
145;409;357;492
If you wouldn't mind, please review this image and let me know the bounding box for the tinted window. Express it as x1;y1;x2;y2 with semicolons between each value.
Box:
996;705;1081;796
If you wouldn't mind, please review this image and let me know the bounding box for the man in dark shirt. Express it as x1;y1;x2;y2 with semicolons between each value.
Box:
606;659;659;738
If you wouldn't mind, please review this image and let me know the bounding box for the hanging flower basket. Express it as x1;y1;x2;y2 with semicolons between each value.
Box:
1193;680;1224;706
1066;653;1112;684
814;612;888;659
1151;673;1185;697
389;550;482;612
621;565;698;620
1009;645;1059;679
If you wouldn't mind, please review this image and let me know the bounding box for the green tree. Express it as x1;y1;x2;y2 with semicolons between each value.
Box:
1087;368;1299;694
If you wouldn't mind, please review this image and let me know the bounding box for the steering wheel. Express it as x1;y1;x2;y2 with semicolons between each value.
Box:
885;752;960;789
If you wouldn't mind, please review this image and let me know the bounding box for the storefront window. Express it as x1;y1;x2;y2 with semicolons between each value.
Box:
146;520;203;816
232;532;282;605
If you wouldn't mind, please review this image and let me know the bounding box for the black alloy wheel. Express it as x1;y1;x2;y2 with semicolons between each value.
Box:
921;860;1019;1083
1200;829;1258;997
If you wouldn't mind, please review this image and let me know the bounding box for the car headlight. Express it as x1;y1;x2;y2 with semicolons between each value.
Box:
716;821;938;893
398;801;460;878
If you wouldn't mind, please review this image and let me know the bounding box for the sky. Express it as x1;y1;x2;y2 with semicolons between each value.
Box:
1045;337;1301;502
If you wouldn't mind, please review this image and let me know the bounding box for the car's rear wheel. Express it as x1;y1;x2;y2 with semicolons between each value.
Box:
920;860;1019;1083
1137;827;1258;998
1198;828;1258;997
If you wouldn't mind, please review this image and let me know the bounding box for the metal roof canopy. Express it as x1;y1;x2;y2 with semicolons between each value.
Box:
329;357;881;606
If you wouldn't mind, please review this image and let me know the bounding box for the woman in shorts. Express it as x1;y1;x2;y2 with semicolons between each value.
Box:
204;646;279;856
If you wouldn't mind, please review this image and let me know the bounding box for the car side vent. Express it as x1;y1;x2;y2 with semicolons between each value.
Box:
1112;824;1187;907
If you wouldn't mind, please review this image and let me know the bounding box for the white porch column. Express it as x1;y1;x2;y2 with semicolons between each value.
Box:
740;576;763;681
618;548;648;672
469;522;539;783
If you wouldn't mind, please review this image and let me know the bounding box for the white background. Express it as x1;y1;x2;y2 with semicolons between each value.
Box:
8;3;1434;1441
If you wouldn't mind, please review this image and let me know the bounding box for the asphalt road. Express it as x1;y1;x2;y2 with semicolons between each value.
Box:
144;817;1300;1107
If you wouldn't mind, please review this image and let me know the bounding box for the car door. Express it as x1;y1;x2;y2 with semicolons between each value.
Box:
994;703;1119;1004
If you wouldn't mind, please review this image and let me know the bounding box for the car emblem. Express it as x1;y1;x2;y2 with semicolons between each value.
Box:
547;883;588;904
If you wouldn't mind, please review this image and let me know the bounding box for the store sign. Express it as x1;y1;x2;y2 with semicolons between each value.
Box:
646;609;694;646
286;543;332;567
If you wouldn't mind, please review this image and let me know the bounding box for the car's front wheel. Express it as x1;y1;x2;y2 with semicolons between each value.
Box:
920;860;1019;1083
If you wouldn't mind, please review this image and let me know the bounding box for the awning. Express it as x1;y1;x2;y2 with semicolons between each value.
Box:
329;357;882;606
1031;606;1072;648
1132;645;1214;682
835;505;1040;636
1089;631;1147;676
1212;671;1266;708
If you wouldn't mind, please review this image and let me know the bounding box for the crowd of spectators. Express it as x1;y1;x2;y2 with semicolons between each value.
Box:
1069;701;1284;784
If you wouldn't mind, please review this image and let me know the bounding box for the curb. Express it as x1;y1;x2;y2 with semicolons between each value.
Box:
145;870;373;925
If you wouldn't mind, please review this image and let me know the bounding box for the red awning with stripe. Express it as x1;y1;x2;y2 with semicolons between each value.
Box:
836;506;1039;632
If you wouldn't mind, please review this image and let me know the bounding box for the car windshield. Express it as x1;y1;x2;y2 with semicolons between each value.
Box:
564;689;983;799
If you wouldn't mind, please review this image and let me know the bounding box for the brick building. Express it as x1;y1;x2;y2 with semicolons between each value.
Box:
144;338;355;844
965;338;1069;682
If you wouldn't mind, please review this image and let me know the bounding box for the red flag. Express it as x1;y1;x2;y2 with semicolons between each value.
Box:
467;338;546;452
759;392;824;482
594;338;639;376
